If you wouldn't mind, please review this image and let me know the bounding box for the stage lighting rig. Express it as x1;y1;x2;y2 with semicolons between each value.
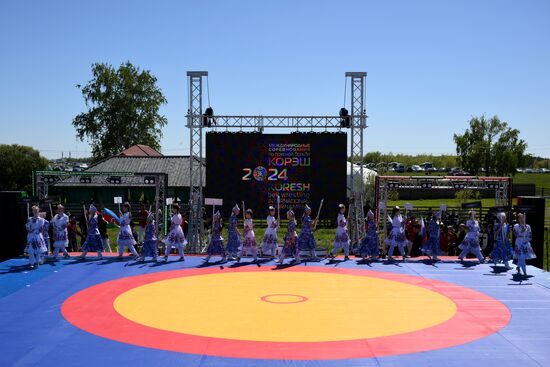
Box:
79;177;92;184
144;176;156;184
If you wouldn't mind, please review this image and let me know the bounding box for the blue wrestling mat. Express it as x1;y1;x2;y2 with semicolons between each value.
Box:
1;255;549;367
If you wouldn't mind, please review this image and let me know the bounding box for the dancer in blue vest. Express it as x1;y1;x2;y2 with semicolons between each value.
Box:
226;204;242;260
137;212;158;262
490;212;513;269
204;211;226;263
357;210;380;260
277;209;299;264
79;204;104;259
297;204;318;261
422;212;442;261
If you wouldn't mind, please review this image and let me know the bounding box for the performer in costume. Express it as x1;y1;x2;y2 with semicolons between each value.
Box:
458;210;485;263
277;209;298;264
79;204;104;259
204;211;226;263
421;212;442;261
513;213;536;276
25;205;47;269
40;213;50;263
117;202;138;258
226;204;242;260
137;212;158;262
328;204;350;260
297;204;318;261
51;204;70;259
163;203;187;261
237;209;258;262
490;212;513;269
357;210;380;260
384;206;408;261
260;206;278;258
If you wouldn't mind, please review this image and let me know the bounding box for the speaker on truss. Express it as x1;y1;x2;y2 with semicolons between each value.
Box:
515;196;546;268
339;108;350;128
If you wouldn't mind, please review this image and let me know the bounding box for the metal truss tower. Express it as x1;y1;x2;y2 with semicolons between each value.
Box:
346;72;367;246
186;71;207;253
186;71;368;251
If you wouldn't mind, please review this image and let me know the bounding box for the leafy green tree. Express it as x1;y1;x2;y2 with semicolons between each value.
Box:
453;115;527;176
72;61;167;161
0;145;49;192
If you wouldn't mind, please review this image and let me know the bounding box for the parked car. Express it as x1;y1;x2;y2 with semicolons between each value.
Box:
537;168;550;173
452;170;471;176
524;168;536;173
410;165;425;173
394;164;405;173
516;168;525;173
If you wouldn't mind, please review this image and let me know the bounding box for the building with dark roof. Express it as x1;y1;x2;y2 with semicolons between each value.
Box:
53;145;204;206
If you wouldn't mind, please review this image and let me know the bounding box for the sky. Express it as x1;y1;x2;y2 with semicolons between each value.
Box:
0;0;549;159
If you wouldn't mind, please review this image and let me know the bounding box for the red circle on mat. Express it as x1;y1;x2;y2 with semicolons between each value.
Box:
260;294;308;304
61;267;511;360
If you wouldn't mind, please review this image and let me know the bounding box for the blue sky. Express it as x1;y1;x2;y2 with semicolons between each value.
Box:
1;0;549;159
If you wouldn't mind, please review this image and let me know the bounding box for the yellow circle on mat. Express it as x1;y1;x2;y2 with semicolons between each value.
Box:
114;272;457;342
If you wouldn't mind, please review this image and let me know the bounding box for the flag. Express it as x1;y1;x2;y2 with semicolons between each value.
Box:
102;207;120;225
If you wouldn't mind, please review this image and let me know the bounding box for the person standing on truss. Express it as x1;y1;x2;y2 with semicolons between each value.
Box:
384;206;408;261
226;204;242;260
357;210;380;260
261;206;278;259
25;205;47;269
277;209;298;264
137;212;158;262
204;211;226;263
79;204;104;259
513;213;536;276
163;203;187;261
237;209;258;262
458;210;485;263
421;212;442;261
328;204;350;260
51;204;70;260
490;212;513;270
117;202;139;259
297;204;319;261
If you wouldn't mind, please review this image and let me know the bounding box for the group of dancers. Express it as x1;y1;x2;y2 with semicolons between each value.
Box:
378;206;536;275
25;201;536;276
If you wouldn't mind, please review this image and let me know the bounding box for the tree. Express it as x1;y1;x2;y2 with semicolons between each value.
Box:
72;61;167;161
0;144;49;193
453;115;527;176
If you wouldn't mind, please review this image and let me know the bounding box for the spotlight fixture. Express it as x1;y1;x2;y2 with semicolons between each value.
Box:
42;176;60;184
108;176;122;184
79;177;92;184
144;176;156;184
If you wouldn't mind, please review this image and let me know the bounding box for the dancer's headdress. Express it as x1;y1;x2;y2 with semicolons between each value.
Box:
232;203;240;213
304;204;311;212
367;210;374;219
287;208;295;216
89;204;97;213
